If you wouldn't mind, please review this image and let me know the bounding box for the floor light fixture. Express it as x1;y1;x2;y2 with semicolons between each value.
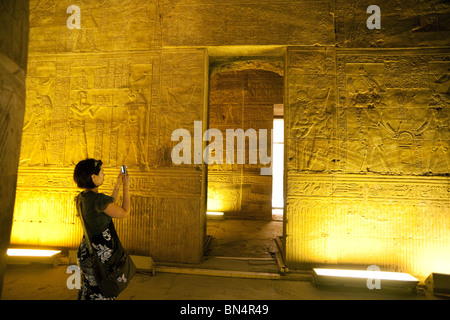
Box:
313;268;419;290
207;211;224;217
7;249;61;257
6;248;62;267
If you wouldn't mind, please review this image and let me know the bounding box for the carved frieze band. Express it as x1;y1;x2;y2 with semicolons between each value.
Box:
287;173;449;203
16;167;202;198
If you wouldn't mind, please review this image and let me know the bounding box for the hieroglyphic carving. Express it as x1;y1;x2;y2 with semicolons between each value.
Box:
287;174;449;202
157;50;206;166
246;76;284;105
123;92;148;167
286;47;449;276
15;0;449;271
21;50;208;171
67;90;101;164
336;49;450;175
290;87;335;171
15;168;202;198
287;47;337;173
17;48;207;263
21;53;160;168
20;61;54;166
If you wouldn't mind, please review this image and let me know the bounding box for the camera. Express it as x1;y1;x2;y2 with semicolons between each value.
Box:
121;165;127;174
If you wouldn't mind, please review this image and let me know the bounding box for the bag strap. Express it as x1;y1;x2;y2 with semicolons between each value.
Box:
76;193;112;287
76;193;95;256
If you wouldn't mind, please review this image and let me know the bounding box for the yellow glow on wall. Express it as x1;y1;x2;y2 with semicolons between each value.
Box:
10;190;83;249
285;194;450;279
206;189;228;212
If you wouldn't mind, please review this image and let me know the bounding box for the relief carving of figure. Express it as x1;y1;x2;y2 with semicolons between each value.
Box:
358;104;396;173
291;88;333;171
21;95;52;166
416;92;450;173
123;91;148;168
433;67;450;94
67;91;101;164
347;66;398;173
348;66;384;109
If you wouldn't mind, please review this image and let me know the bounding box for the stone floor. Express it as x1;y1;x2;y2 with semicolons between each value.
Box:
207;215;282;257
2;263;437;301
202;215;283;273
1;216;445;302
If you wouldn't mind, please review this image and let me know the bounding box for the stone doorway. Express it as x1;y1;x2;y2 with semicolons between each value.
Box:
205;56;285;264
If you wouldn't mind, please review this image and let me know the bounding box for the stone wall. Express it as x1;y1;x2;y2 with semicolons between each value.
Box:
0;0;29;298
285;48;450;276
12;0;208;264
8;0;450;276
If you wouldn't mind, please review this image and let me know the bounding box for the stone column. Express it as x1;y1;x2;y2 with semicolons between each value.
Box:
0;0;29;297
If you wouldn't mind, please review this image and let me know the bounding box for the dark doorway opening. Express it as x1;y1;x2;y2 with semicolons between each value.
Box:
204;57;285;270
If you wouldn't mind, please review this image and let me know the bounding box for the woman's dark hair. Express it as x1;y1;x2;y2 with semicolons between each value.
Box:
73;158;102;189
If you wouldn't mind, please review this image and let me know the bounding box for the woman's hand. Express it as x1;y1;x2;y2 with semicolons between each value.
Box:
105;171;130;218
108;171;130;217
111;170;124;203
115;171;124;188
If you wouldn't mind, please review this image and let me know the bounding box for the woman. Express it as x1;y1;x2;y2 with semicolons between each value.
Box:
73;158;132;300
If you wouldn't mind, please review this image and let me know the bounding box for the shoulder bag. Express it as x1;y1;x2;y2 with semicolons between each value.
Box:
76;193;136;298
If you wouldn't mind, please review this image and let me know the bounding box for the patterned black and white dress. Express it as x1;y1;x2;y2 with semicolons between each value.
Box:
76;191;128;300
